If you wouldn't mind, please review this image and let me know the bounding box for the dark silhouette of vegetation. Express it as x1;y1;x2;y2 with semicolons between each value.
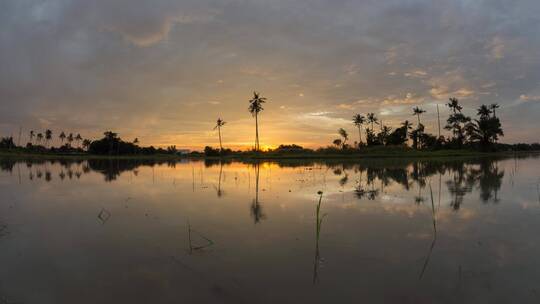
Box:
352;114;366;146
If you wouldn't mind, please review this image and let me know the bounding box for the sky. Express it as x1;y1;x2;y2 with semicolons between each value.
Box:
1;0;540;150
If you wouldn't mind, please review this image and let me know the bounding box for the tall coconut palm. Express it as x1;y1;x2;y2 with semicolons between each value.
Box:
82;139;91;151
412;107;426;125
67;133;74;147
352;114;366;145
477;105;492;118
75;134;82;147
447;97;463;113
29;130;35;144
401;120;413;138
214;118;226;151
489;103;500;118
248;91;267;151
36;133;43;144
59;131;66;145
45;129;52;148
338;128;348;149
367;113;378;131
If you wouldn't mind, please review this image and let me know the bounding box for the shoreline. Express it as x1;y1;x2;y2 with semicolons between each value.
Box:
1;149;538;161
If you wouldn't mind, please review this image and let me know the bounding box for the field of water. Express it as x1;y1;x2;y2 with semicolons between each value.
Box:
0;155;540;303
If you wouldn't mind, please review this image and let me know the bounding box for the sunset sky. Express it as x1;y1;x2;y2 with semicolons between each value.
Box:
1;0;539;150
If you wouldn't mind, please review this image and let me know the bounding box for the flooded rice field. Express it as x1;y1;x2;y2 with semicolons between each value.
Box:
0;155;540;303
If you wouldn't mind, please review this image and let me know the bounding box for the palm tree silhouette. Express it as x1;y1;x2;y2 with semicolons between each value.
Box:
45;129;52;148
248;92;267;151
338;128;348;149
59;131;66;145
36;133;43;145
367;113;379;131
489;103;500;118
67;133;74;147
133;138;139;145
29;130;35;145
214;118;226;151
75;134;83;147
477;105;492;118
352;114;366;145
412;107;426;125
401;120;413;136
82;139;91;151
447;97;462;113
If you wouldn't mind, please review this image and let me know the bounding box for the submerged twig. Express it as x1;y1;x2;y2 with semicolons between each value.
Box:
187;220;214;254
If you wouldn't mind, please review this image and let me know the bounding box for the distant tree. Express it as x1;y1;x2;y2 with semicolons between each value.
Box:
45;129;52;148
367;113;379;131
133;138;139;144
489;103;500;118
445;98;470;148
338;128;348;149
466;104;504;150
36;133;43;145
412;106;426;126
59;131;66;145
386;123;409;145
29;130;35;144
67;133;74;148
352;114;366;146
401;120;413;139
248;91;267;151
214;118;226;152
378;125;392;145
75;134;83;147
82;139;91;151
333;139;342;148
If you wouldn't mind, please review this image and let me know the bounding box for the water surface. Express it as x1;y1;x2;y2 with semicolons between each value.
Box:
1;155;540;303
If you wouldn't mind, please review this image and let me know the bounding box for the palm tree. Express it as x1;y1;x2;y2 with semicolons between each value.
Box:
45;129;52;148
489;103;500;118
82;139;91;151
333;139;342;148
133;138;139;144
367;113;379;131
401;120;413;136
447;97;463;113
75;134;82;147
214;118;226;151
29;130;35;144
338;128;348;148
412;107;426;125
477;105;492;118
36;133;43;145
67;133;74;147
248;91;267;151
59;131;66;145
352;114;366;145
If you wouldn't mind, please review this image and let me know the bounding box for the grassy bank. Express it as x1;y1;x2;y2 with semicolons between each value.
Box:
1;147;535;161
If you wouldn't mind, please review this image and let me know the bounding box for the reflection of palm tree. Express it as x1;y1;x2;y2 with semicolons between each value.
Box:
419;184;437;280
352;114;366;145
248;92;267;151
216;162;224;197
313;191;326;284
214;118;226;151
250;163;266;223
